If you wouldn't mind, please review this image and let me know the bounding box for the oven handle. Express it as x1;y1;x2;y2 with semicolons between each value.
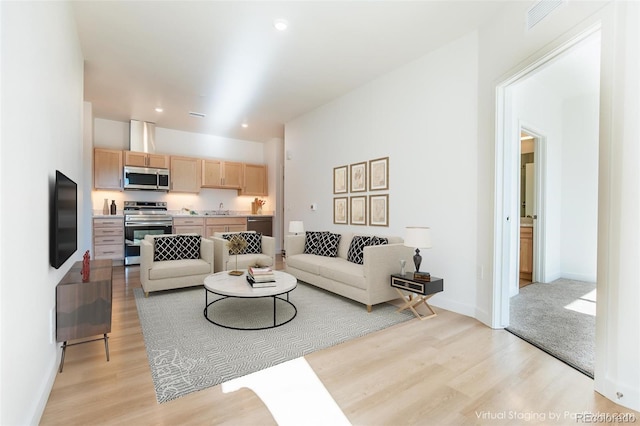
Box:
125;222;173;227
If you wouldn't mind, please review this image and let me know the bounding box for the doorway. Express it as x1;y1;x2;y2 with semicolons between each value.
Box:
495;28;601;377
519;129;536;288
493;27;601;327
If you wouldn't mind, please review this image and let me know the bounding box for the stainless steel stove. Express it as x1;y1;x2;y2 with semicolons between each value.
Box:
124;201;172;265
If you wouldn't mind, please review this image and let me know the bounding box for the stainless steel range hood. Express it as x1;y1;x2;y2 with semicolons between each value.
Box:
129;120;156;153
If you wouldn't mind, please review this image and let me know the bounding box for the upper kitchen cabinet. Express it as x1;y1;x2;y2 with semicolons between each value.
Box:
124;151;169;169
170;156;201;193
240;163;267;196
94;148;123;190
201;160;243;189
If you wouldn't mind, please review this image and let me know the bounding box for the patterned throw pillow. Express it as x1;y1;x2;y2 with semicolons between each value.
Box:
242;232;262;254
347;235;371;264
154;235;201;261
369;236;389;246
317;232;341;257
304;231;323;254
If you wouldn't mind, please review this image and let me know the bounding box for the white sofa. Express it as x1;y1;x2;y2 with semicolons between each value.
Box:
211;231;275;272
285;232;413;311
140;233;214;296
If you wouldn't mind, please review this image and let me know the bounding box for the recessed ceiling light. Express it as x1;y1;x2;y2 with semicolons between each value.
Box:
241;122;249;128
155;107;163;113
274;19;288;31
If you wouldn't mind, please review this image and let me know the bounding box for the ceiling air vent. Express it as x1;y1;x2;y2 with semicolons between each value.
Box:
189;111;206;118
527;0;566;30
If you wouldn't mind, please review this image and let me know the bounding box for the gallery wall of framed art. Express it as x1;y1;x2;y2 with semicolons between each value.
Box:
332;157;389;226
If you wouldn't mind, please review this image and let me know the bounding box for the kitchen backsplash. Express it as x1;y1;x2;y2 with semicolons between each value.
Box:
91;190;271;216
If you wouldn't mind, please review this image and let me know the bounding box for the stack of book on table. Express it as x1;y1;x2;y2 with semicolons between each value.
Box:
247;267;276;288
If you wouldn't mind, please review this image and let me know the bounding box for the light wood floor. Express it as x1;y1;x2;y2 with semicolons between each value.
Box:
41;259;636;425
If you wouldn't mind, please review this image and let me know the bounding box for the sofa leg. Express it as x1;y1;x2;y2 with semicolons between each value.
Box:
145;291;149;298
367;305;372;313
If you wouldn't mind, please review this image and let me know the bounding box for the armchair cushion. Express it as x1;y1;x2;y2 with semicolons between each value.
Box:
149;258;213;280
153;234;201;261
212;231;275;273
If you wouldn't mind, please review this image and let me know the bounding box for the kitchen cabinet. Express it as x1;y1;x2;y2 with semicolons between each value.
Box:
202;159;243;189
93;217;124;261
124;151;169;168
205;217;247;237
520;226;533;281
173;217;205;236
170;156;201;193
240;164;267;196
94;148;123;190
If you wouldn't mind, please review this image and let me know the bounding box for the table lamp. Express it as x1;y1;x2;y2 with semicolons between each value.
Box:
288;221;304;235
404;227;432;279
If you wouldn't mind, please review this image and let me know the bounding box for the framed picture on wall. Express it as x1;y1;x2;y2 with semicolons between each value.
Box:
333;197;348;224
369;157;389;191
350;196;367;225
369;194;389;227
350;162;367;193
333;165;348;194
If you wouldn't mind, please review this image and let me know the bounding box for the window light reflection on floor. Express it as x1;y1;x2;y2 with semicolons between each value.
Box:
221;357;351;426
564;289;597;316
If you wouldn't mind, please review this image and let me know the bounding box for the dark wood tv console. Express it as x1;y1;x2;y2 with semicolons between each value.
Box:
56;259;112;372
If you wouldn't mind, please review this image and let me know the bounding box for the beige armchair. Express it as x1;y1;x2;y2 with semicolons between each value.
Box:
140;233;214;296
211;231;275;272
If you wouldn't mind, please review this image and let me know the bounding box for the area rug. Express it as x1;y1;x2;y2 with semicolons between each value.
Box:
134;282;413;403
506;279;595;378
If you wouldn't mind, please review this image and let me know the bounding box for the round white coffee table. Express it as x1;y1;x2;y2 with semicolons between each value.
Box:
203;270;297;330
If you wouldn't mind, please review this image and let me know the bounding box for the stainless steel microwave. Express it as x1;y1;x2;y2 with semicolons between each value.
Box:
123;166;170;191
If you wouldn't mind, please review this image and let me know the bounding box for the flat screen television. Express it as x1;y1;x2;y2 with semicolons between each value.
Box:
50;170;78;269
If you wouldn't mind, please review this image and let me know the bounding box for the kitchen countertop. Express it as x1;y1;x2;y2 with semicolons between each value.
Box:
171;212;273;218
93;211;272;218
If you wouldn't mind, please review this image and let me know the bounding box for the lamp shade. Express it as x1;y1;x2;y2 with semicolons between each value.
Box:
404;227;432;249
288;221;305;234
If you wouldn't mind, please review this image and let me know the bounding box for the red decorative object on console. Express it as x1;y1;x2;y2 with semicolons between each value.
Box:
81;250;91;282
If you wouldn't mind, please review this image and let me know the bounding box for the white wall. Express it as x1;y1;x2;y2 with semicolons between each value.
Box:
92;118;276;216
561;94;599;281
265;138;284;252
593;0;640;411
285;32;479;317
0;2;84;424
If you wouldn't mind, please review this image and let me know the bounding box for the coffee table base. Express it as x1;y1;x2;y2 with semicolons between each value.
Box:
204;290;297;330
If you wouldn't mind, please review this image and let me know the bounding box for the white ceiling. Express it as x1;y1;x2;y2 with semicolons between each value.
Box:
72;1;509;143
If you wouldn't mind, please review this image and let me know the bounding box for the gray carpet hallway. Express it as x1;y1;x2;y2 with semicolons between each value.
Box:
506;279;596;378
134;282;414;403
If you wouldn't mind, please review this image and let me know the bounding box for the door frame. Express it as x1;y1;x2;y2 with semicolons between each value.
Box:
519;123;547;287
492;24;601;328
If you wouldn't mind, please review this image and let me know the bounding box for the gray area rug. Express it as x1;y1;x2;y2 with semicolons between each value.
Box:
134;282;413;403
506;279;595;378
